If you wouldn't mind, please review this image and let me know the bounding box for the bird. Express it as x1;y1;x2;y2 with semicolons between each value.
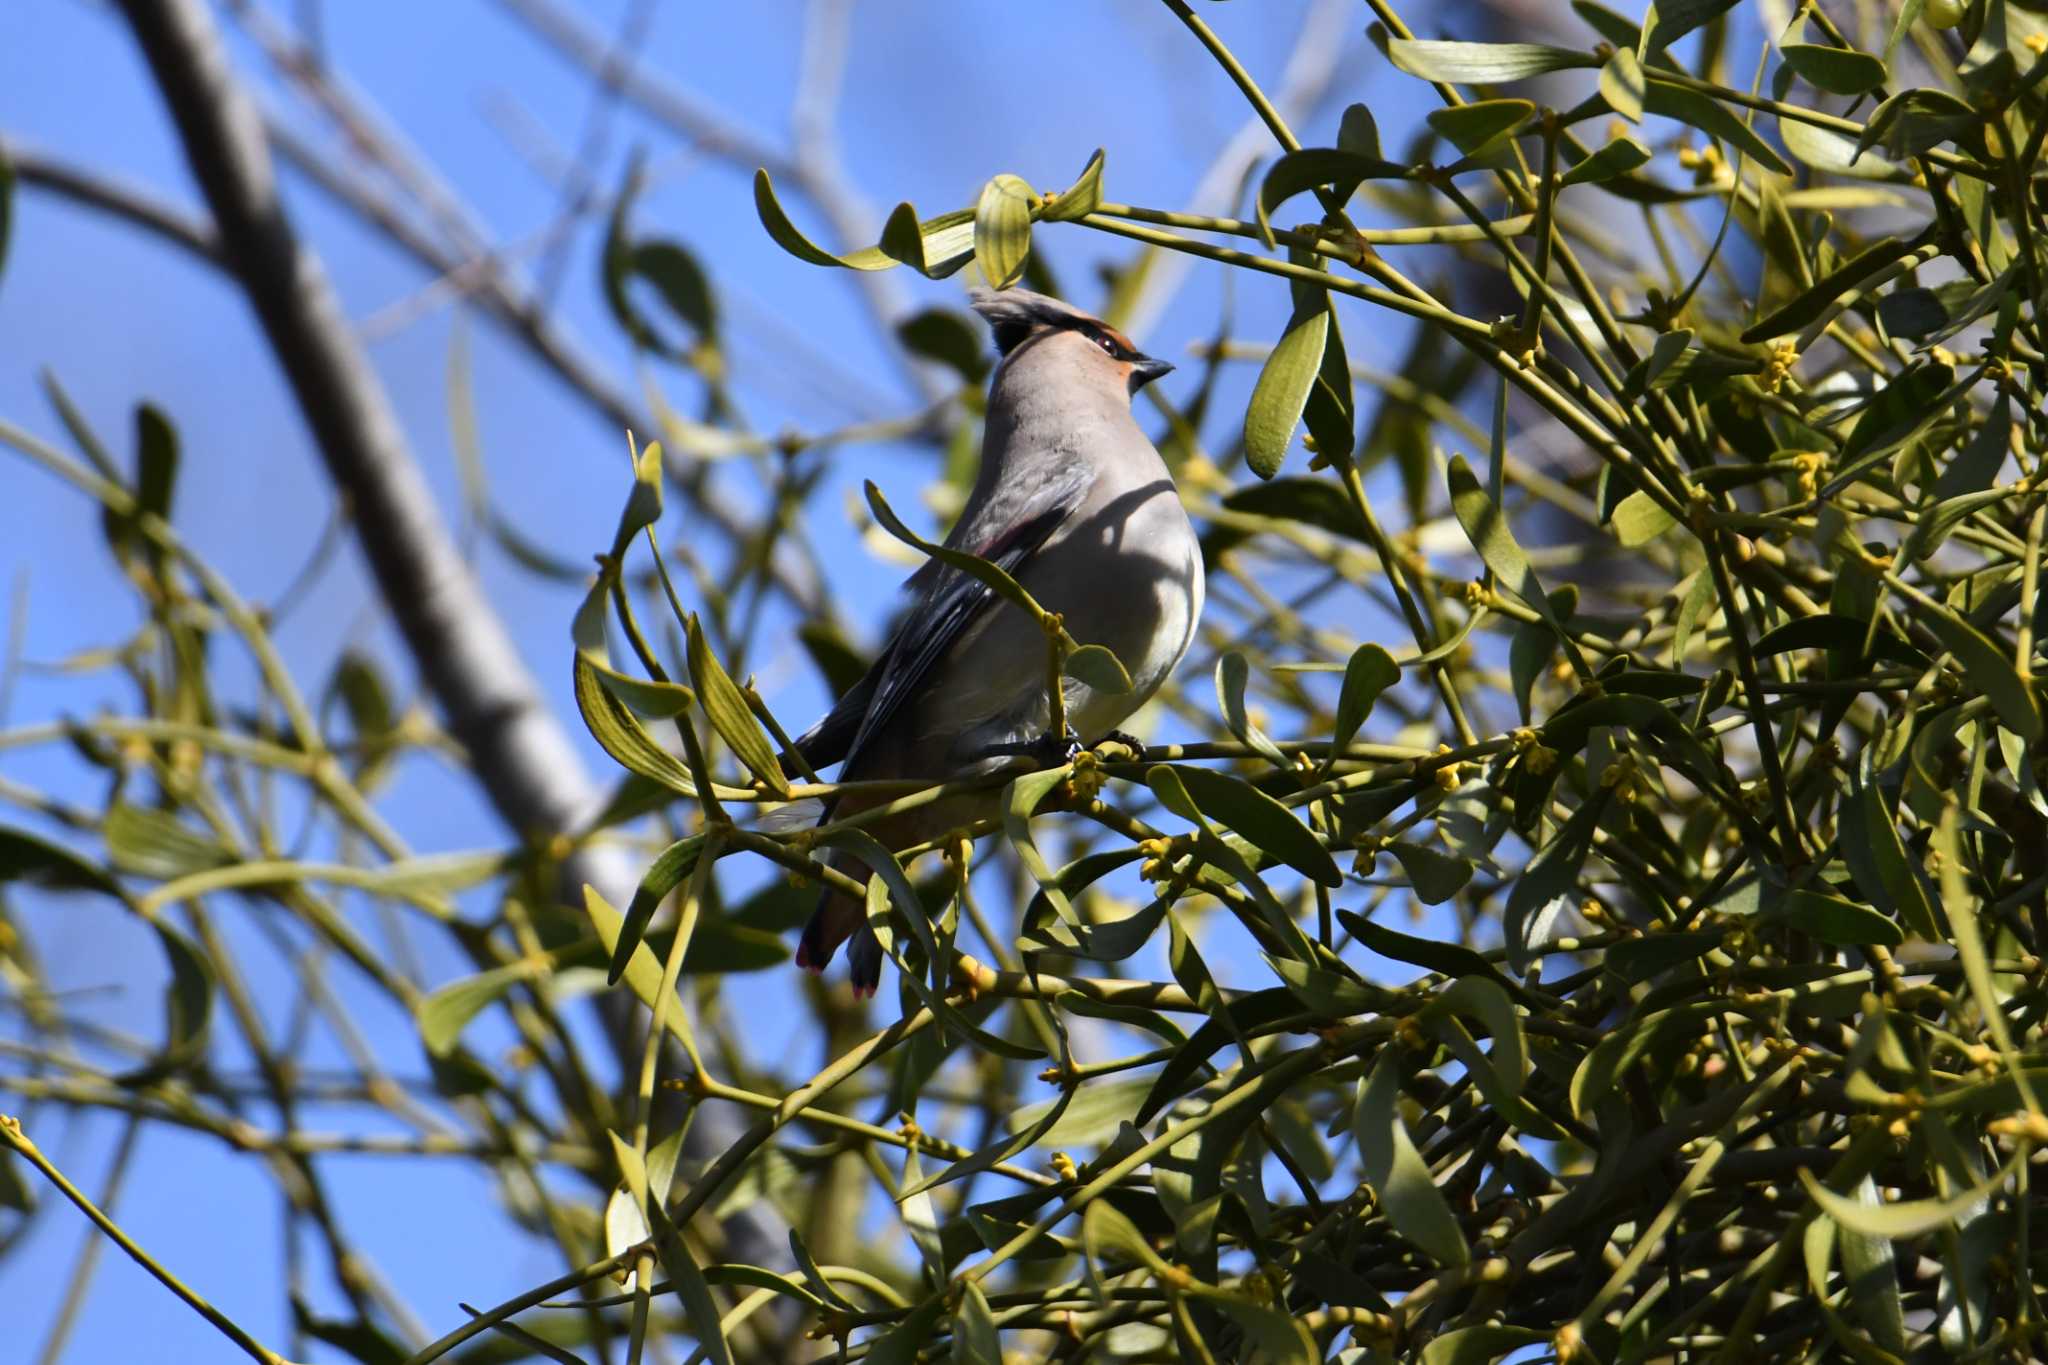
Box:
782;286;1205;994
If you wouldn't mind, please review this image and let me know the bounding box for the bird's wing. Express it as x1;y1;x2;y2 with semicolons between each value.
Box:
786;666;878;774
797;464;1093;779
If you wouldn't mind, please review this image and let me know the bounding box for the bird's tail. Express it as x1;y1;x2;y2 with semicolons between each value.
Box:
796;877;883;997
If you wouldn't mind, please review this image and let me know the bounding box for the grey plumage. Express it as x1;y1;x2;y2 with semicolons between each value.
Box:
789;287;1205;991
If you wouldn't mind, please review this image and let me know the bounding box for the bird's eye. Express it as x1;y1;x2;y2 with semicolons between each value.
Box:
1093;332;1121;358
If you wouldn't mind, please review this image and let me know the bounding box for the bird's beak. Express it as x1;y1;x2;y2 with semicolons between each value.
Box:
1129;354;1175;390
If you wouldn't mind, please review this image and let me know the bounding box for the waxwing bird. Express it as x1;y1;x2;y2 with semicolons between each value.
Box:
784;287;1205;993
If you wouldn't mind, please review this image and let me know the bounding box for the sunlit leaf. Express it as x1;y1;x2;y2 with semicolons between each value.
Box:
1388;39;1598;83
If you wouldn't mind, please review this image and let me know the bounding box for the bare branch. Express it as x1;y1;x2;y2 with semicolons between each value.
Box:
1;136;224;268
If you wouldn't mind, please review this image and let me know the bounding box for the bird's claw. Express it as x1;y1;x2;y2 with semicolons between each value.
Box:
981;729;1083;768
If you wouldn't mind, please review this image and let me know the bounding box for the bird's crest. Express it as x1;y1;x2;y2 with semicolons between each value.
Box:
967;287;1133;357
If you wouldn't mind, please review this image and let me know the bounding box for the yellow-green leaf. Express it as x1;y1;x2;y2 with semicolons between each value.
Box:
686;615;790;797
1388;38;1597;82
753;168;897;270
1560;134;1652;186
1040;149;1104;223
1244;299;1327;479
1781;42;1887;96
419;960;545;1056
1613;489;1677;546
973;173;1034;289
1600;47;1645;121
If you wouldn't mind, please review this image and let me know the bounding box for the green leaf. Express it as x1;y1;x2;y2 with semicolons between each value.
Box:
1799;1154;2015;1240
1341;909;1519;993
1503;793;1608;974
573;583;698;717
573;654;701;797
1641;0;1739;55
1040;148;1105;223
1421;1326;1549;1365
1427;99;1536;158
609;833;709;985
1255;149;1407;245
610;437;664;560
973;173;1035;289
1560;134;1652;186
1387;38;1598;83
1385;840;1474;905
1266;952;1383;1016
1575;0;1643;48
1153;764;1342;888
1919;602;2041;741
1857;87;1981;163
602;160;719;358
863;1297;947;1365
1008;1076;1155;1150
1612;489;1677;546
753;168;902;270
1202;477;1368;561
1208;1300;1317;1365
127;921;214;1084
1330;643;1399;758
134;404;179;534
1083;1199;1174;1284
1742;238;1924;343
1781;43;1888;95
1836;362;1955;468
1338;103;1383;159
878;202;978;278
647;1201;732;1365
610;240;718;358
1065;643;1133;695
583;886;694;1053
105;803;232;881
1420;975;1527;1097
0;825;120;897
1672;569;1716;663
1600;47;1646;122
865;481;1038;622
1779;117;1908;180
1839;770;1940;941
1935;392;2010;499
951;1281;1001;1365
1446;454;1569;647
1605;929;1724;983
1571;999;1737;1116
1353;1053;1469;1266
1243;292;1328;479
418;960;543;1057
1641;83;1794;177
1935;803;2021;1061
1767;888;1903;948
1214;652;1288;770
685;615;790;797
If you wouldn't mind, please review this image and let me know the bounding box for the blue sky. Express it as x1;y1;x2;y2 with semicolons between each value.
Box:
0;1;1457;1358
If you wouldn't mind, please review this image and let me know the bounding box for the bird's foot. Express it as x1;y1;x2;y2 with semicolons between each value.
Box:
984;729;1080;765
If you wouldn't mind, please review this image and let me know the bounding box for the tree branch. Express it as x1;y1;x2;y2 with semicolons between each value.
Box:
109;0;790;1306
